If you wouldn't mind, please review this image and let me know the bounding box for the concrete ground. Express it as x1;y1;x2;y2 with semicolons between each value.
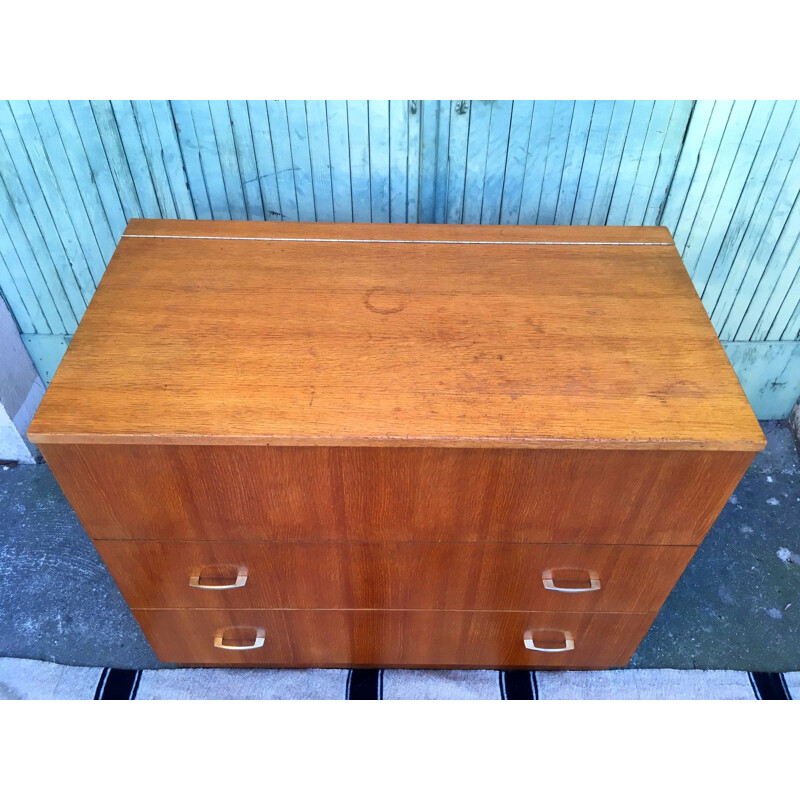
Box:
1;421;798;671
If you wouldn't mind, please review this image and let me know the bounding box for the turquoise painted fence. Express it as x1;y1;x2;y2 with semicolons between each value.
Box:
1;100;798;417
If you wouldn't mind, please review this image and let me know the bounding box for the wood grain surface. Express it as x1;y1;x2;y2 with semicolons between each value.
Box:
132;608;657;668
95;540;695;613
28;221;764;451
40;443;753;545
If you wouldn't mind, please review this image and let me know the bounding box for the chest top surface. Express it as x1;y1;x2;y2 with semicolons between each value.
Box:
27;220;764;451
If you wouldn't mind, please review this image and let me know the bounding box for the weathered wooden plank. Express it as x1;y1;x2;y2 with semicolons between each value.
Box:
406;101;421;224
588;101;635;225
3;102;96;305
109;100;162;219
767;235;800;340
44;101;118;260
702;102;795;319
682;100;761;281
605;100;655;225
716;112;800;338
389;100;409;223
660;101;716;234
188;101;231;220
346;101;371;223
555;100;594;225
245;101;283;222
149;101;196;220
738;194;800;340
325;101;353;223
537;101;574;225
0;250;35;334
623;101;675;225
0;216;49;333
304;101;335;223
669;100;735;252
444;100;471;224
88;101;143;220
722;340;800;419
130;100;178;219
461;100;492;225
265;101;300;222
227;101;265;221
285;101;317;221
480;101;513;225
368;101;390;223
498;101;534;225
644;101;695;225
433;101;451;224
518;100;556;225
418;100;439;224
0;145;75;332
67;101;129;236
169;100;212;220
571;101;614;225
208;100;247;220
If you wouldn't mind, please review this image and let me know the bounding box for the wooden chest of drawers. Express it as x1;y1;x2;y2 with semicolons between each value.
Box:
28;220;765;669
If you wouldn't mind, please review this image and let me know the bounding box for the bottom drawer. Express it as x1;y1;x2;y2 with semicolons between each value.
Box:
133;609;657;669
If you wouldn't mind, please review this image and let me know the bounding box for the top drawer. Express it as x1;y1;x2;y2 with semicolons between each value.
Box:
42;443;752;546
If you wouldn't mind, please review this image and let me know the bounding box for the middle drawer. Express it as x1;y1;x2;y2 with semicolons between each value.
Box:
95;540;693;613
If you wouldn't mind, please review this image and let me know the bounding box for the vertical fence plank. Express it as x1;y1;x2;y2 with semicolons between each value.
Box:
285;100;317;221
498;101;534;225
518;101;556;225
479;101;513;225
227;101;265;221
462;100;492;225
368;101;390;223
433;101;451;224
130;100;179;219
418;100;439;224
326;100;353;223
246;101;283;221
170;100;212;220
305;101;335;223
208;100;247;220
150;101;196;220
265;101;301;222
605;100;656;225
555;100;594;225
571;101;614;225
588;101;635;225
406;101;421;224
389;100;409;223
623;101;675;225
346;101;371;223
109;100;162;219
189;100;231;220
537;101;574;225
444;100;471;224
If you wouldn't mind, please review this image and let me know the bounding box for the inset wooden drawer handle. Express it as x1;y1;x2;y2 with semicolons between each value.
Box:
213;628;265;651
524;631;575;653
542;568;600;593
189;566;247;590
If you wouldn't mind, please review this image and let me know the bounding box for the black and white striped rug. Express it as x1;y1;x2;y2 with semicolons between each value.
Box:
0;657;796;699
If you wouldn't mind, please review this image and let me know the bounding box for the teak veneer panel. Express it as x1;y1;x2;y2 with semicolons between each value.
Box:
40;443;753;546
28;221;764;451
95;540;695;614
132;608;656;669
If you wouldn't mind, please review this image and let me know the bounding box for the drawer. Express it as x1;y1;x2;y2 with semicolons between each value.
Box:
97;540;693;614
132;608;657;668
44;444;752;546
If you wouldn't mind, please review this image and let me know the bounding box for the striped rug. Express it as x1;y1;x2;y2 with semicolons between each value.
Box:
0;657;796;700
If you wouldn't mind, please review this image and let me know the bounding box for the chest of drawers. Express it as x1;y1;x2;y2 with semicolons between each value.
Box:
28;220;765;669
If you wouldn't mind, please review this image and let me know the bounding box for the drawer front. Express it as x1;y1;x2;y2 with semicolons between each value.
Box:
133;608;656;668
43;443;753;545
97;540;693;614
